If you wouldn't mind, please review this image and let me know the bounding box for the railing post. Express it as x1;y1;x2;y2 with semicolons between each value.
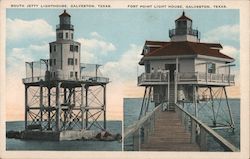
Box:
145;120;150;144
190;119;196;144
133;129;140;151
200;127;207;151
181;111;185;126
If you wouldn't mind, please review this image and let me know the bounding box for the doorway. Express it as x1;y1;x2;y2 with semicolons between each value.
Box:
165;64;176;82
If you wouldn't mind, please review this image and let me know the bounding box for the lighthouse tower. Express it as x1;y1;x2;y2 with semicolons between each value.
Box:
49;10;81;80
23;10;109;137
138;11;235;129
169;11;200;42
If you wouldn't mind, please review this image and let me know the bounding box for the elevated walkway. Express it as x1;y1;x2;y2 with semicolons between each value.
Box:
124;104;239;151
141;110;199;151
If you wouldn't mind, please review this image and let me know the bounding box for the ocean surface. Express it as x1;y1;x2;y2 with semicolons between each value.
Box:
6;121;122;151
124;98;240;151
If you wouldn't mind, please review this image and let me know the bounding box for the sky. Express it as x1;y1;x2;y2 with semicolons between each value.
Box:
6;9;240;121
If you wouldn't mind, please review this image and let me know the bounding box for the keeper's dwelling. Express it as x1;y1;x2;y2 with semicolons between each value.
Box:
138;12;235;109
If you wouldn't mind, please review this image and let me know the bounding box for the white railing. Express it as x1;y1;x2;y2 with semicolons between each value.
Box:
138;71;169;85
23;75;109;84
177;72;235;85
175;104;239;151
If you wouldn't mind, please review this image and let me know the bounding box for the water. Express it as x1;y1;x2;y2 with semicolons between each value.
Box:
6;120;122;151
124;98;240;151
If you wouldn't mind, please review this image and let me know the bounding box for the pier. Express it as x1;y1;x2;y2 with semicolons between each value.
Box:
124;104;239;151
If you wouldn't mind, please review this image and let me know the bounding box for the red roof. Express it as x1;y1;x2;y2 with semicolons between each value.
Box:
145;40;168;46
60;10;71;17
144;41;233;60
175;11;192;22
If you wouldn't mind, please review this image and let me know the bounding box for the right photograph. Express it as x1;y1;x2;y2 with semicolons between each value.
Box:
124;10;240;152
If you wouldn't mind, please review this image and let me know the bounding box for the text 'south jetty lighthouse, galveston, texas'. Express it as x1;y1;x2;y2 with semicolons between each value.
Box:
15;10;113;141
125;12;239;151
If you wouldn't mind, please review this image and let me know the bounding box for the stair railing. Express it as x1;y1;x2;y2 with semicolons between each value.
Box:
175;103;239;152
124;104;163;151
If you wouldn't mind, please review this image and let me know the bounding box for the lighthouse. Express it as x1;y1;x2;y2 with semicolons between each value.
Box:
138;11;235;129
49;10;81;80
22;10;109;138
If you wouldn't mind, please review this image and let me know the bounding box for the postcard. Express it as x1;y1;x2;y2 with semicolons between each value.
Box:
0;0;249;159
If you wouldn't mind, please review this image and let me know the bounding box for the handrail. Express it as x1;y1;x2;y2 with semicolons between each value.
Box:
138;71;169;85
124;104;161;138
175;104;239;152
23;75;109;84
177;72;235;84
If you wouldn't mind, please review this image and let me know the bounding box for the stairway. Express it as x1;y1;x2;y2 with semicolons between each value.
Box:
141;110;200;151
168;82;175;111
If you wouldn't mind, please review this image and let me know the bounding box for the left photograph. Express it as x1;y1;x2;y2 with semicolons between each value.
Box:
6;9;122;151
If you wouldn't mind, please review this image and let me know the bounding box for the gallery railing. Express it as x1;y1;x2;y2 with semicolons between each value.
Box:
177;72;235;85
169;28;200;39
23;75;109;84
138;71;169;85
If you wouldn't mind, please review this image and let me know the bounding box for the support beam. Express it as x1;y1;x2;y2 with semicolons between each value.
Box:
64;88;67;103
139;86;148;120
193;85;198;118
103;85;107;130
85;85;89;129
144;87;152;116
209;87;216;126
40;85;43;130
56;82;62;131
81;84;85;129
25;85;29;130
47;87;51;130
223;86;235;128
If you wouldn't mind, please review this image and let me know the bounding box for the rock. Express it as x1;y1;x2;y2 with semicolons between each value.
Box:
95;131;122;141
6;131;21;139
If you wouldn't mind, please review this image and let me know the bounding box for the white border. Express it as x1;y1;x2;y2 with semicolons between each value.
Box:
0;0;249;159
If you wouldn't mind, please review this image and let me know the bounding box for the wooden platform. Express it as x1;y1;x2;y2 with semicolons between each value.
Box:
141;110;200;151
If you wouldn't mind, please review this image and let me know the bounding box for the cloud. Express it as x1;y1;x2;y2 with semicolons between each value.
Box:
90;32;104;39
202;24;239;43
101;44;142;82
101;44;144;119
221;45;239;60
77;32;116;63
7;18;55;42
7;43;49;76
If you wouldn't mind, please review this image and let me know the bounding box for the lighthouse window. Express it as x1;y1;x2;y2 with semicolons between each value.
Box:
58;33;63;39
70;72;74;78
49;45;52;53
208;63;216;74
75;45;79;52
145;64;150;73
70;45;79;52
49;59;52;66
68;58;74;65
70;45;74;51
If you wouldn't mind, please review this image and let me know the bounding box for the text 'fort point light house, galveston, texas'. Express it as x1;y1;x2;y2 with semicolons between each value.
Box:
124;12;238;151
22;10;109;140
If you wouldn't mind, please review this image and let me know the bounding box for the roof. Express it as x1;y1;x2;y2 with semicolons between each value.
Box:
143;41;233;60
175;11;192;22
59;10;71;17
145;40;168;46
